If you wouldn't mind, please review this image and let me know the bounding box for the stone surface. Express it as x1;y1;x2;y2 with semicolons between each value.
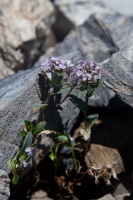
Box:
113;172;133;197
97;194;116;200
93;0;133;16
54;0;110;26
0;64;14;79
115;193;131;200
30;190;53;200
0;0;54;77
102;44;133;107
0;169;10;200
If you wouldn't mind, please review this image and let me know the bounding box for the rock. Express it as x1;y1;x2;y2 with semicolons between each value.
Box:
102;44;133;107
51;12;133;62
97;194;116;200
0;62;14;79
93;0;133;16
54;0;109;26
85;144;125;178
30;190;53;200
0;169;10;200
0;0;54;74
115;193;131;200
113;172;133;198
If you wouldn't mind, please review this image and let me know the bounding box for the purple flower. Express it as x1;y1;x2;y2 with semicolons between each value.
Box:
41;58;50;66
25;147;33;156
71;59;101;84
41;57;74;73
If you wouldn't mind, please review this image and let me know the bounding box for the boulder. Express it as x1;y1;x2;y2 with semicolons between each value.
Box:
0;0;54;78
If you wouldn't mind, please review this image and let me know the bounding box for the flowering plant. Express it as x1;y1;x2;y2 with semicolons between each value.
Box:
41;57;102;137
7;56;102;185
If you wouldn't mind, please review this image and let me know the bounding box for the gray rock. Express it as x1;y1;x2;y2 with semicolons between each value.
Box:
102;44;133;107
51;12;133;62
0;169;10;200
54;0;110;26
115;193;131;200
93;0;133;16
97;194;116;200
0;0;54;76
0;61;14;79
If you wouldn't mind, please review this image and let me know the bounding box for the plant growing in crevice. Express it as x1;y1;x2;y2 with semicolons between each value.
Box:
8;56;103;187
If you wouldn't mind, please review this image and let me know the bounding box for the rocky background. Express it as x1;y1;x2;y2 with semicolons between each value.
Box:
0;0;133;200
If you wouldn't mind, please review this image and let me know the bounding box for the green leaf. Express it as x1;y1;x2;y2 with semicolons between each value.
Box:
19;155;27;167
56;135;69;144
33;121;46;135
49;152;55;162
78;89;87;98
68;95;85;112
7;159;16;170
32;103;48;112
24;120;33;132
86;114;99;128
12;175;19;185
53;84;71;94
17;130;27;138
16;131;32;160
52;73;63;86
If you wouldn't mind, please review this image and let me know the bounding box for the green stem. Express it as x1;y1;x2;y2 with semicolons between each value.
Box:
60;80;78;103
70;143;78;173
54;143;60;174
84;92;89;129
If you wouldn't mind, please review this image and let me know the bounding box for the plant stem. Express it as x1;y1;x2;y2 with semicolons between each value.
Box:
84;92;89;129
70;143;78;173
54;143;59;175
61;80;78;103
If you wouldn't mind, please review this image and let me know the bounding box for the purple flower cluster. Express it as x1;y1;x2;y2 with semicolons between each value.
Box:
41;57;102;85
71;60;101;84
41;57;74;79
